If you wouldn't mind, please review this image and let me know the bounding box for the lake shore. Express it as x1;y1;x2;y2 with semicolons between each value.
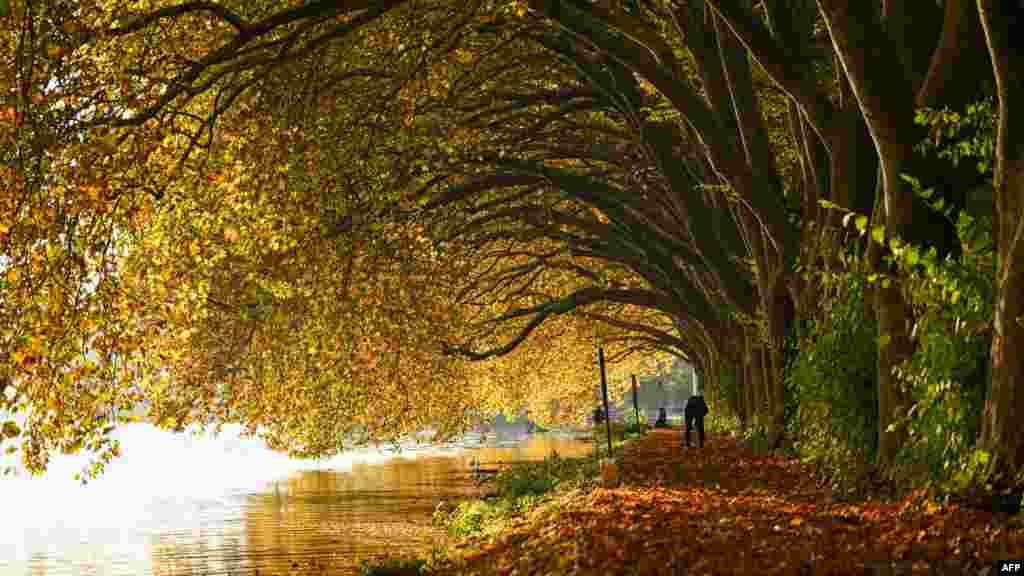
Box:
1;425;595;576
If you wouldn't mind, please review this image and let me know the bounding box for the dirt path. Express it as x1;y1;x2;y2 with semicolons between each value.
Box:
430;429;1024;575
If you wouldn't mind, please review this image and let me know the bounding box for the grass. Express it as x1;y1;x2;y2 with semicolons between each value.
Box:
367;427;656;573
358;557;426;576
432;449;607;541
432;426;655;544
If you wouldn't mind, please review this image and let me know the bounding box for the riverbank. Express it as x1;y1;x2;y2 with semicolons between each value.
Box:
372;428;1024;575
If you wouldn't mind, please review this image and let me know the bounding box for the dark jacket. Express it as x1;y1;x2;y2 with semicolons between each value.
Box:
684;395;709;419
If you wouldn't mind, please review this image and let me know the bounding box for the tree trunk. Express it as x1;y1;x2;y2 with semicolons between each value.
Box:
760;344;781;447
977;0;1024;487
766;277;791;448
734;361;747;431
985;221;1024;480
740;334;754;428
715;345;744;430
819;0;919;469
872;145;917;468
748;336;765;431
743;353;755;430
875;280;912;466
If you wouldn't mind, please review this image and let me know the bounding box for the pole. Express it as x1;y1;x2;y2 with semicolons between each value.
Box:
598;348;613;457
631;374;640;429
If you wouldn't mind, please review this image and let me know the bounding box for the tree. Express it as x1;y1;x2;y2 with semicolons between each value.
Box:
700;0;999;469
0;0;780;471
3;0;1021;496
976;0;1024;488
1;0;673;474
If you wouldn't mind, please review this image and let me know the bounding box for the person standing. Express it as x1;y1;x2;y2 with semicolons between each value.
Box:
655;406;668;428
683;395;709;448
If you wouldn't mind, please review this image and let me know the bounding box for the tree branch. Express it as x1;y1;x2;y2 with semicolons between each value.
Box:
701;0;837;149
444;286;680;360
109;2;247;34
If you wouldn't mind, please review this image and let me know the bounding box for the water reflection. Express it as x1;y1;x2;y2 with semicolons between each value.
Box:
1;425;591;576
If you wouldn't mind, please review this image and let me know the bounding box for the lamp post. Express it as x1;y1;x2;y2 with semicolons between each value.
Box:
631;374;640;429
598;347;613;457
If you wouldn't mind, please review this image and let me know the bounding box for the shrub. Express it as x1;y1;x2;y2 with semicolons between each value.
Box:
359;557;425;576
748;428;771;455
495;451;601;498
889;103;995;496
434;452;602;539
494;463;558;498
787;258;879;493
706;410;740;435
434;499;505;538
785;97;996;499
718;362;738;423
623;420;649;435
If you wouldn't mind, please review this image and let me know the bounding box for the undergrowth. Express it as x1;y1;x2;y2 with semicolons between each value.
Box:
432;450;607;541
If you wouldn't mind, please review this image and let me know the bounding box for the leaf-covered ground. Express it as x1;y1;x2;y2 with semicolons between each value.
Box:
427;429;1024;575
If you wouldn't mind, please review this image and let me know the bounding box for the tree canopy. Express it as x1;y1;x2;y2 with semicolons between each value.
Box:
2;0;1023;495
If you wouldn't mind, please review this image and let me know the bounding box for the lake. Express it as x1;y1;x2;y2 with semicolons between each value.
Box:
0;424;594;576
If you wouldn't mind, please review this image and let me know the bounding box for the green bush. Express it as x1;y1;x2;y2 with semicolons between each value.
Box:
495;451;600;498
782;333;801;438
434;452;602;539
914;98;995;176
705;410;739;435
494;464;558;498
709;363;743;433
718;362;738;422
889;101;995;496
434;498;511;538
787;259;879;493
624;420;649;435
748;428;771;455
785;97;997;499
359;557;425;576
891;245;991;493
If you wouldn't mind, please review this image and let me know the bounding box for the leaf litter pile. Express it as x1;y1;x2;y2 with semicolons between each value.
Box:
428;429;1024;575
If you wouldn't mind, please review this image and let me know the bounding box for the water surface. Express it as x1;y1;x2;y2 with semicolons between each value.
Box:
1;424;593;576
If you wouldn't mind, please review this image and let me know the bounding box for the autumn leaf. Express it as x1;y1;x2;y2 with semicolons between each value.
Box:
428;431;1024;576
1;421;21;438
